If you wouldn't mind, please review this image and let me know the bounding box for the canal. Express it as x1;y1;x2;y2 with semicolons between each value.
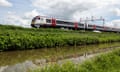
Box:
0;42;120;72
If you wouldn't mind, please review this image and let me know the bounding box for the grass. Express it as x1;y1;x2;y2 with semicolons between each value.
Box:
0;24;120;51
31;48;120;72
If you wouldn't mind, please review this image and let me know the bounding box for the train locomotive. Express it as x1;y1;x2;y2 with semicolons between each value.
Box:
31;15;120;32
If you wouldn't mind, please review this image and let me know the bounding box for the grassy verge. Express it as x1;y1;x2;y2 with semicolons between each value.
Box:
0;25;120;51
31;48;120;72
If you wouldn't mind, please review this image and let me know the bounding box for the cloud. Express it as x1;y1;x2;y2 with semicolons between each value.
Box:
6;13;29;27
0;0;12;7
24;9;40;19
32;0;96;19
111;19;120;28
4;9;120;28
31;0;120;28
31;0;120;20
105;22;114;27
104;19;120;28
111;8;120;16
5;9;42;27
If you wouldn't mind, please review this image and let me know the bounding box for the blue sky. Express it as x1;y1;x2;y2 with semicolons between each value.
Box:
0;0;120;28
0;0;32;16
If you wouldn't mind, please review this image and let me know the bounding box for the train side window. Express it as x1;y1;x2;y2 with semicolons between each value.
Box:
63;21;69;24
79;24;84;26
88;25;93;27
96;26;103;28
46;19;51;23
56;20;64;24
64;21;73;25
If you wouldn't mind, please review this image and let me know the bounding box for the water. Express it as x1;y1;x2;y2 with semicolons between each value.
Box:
0;42;120;72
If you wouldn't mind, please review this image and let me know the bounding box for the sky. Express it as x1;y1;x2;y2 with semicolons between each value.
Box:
0;0;120;28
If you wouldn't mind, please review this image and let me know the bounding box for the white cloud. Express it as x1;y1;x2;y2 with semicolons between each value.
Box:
24;9;40;19
6;13;29;27
32;0;97;19
31;0;120;20
0;0;12;7
111;8;120;16
105;22;114;27
105;19;120;28
5;9;44;28
111;19;120;28
31;0;120;28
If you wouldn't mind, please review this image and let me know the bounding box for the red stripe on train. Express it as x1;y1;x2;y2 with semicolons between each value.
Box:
51;18;56;27
93;25;96;30
74;22;78;29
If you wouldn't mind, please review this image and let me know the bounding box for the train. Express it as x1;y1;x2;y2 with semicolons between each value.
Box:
31;15;120;32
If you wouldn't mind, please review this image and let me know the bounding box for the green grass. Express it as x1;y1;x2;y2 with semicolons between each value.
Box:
0;24;120;51
31;48;120;72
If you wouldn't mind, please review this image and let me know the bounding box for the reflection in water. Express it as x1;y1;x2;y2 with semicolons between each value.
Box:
0;61;37;72
0;42;120;72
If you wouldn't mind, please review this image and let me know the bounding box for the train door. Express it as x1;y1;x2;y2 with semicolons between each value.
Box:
51;18;56;27
74;22;78;29
84;23;88;29
93;25;96;30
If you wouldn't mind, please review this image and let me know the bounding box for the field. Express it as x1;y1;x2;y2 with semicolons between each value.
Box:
31;48;120;72
0;25;120;51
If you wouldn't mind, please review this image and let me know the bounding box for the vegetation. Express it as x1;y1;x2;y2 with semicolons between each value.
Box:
0;25;120;51
31;48;120;72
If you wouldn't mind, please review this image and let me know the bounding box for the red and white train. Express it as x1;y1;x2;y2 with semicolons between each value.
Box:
31;15;120;32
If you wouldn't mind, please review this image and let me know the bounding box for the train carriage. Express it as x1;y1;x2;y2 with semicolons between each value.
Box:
31;15;120;32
